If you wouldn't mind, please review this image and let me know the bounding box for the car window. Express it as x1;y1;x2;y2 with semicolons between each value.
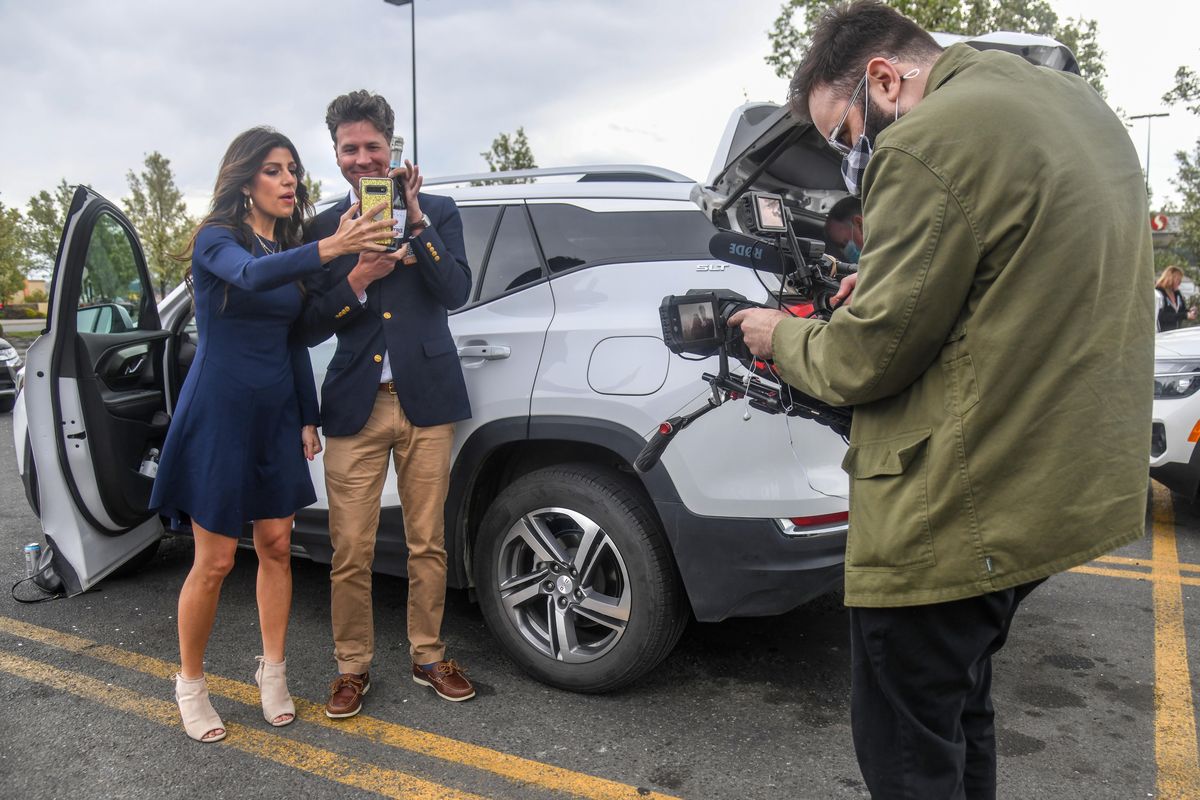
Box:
528;204;716;274
457;205;501;301
475;206;544;303
77;212;148;332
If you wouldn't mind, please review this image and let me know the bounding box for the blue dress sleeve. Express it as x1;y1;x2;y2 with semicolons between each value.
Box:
195;226;324;291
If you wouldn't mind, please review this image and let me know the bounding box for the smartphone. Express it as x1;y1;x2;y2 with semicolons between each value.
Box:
358;176;398;250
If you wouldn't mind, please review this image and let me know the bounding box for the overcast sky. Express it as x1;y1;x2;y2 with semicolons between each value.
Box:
0;0;1196;218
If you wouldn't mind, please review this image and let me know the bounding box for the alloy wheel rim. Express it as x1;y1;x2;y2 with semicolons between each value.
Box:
495;506;632;663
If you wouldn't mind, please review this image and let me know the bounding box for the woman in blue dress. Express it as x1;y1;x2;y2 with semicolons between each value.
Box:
152;127;397;743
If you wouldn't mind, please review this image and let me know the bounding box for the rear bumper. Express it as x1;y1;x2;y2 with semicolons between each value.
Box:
657;501;845;622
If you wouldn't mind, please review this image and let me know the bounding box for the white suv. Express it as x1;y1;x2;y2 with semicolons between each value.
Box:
15;27;1077;690
14;163;850;692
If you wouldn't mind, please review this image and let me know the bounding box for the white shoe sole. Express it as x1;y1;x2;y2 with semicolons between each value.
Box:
324;681;370;718
412;672;476;702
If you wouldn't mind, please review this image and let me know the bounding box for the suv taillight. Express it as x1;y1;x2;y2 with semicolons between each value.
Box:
776;511;849;538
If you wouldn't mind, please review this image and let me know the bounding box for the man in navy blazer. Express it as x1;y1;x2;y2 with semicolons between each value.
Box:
300;90;475;718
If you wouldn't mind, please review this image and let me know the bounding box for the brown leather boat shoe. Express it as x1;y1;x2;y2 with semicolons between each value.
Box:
412;660;475;702
325;672;370;718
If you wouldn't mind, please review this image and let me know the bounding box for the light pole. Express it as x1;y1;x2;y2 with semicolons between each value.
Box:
1130;112;1169;199
383;0;417;165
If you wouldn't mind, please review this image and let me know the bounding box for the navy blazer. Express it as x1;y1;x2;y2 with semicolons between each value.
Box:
300;191;472;435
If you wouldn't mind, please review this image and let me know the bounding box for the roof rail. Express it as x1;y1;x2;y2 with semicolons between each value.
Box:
425;164;694;186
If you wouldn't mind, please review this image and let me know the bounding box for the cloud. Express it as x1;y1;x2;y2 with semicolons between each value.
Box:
0;0;786;212
3;0;1188;219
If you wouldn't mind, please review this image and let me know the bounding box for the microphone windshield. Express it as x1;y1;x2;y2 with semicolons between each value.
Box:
708;231;784;274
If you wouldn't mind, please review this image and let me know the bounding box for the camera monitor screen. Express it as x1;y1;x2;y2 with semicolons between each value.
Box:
678;300;717;343
752;193;787;233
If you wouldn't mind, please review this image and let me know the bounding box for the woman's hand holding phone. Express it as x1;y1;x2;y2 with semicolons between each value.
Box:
317;202;397;263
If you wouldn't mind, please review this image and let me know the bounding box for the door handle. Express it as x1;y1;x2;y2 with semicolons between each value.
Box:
457;345;511;361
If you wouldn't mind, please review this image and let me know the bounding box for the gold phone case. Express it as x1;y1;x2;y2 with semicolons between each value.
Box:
358;177;395;246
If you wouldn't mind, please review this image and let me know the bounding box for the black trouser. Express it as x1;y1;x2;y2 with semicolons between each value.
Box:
849;581;1043;800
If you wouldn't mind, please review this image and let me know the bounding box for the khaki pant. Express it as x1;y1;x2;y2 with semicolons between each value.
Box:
324;390;454;673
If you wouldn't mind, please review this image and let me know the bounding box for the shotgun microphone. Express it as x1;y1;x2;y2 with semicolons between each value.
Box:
708;231;785;273
709;230;858;279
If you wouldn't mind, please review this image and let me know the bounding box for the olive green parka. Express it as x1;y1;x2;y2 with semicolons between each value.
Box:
773;45;1154;607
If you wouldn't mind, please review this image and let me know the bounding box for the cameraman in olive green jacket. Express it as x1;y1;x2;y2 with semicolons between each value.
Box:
730;3;1153;797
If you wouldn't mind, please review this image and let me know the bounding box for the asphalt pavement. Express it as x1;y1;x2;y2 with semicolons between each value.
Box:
0;408;1195;799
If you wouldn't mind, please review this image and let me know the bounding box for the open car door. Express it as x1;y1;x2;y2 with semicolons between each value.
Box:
23;186;170;595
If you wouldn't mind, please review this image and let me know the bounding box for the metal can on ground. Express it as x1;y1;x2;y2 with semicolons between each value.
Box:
24;543;41;578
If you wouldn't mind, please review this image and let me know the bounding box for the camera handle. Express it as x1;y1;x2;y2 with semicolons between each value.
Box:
633;397;722;473
635;349;791;474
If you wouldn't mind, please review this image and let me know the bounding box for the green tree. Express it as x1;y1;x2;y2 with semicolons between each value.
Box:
123;152;194;297
1163;66;1200;268
23;178;75;270
81;214;141;308
473;127;538;185
303;173;323;206
766;0;1106;97
0;197;27;304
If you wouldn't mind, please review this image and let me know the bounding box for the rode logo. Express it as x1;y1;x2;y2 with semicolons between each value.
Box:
728;242;764;261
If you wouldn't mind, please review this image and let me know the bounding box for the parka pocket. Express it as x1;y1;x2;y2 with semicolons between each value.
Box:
942;354;979;417
840;427;936;571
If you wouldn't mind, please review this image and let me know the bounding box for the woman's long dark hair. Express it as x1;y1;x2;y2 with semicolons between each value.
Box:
181;127;315;303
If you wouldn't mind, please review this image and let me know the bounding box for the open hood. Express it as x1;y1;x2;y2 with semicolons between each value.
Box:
697;32;1080;230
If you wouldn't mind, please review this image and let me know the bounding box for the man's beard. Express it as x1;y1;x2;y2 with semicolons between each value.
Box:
863;93;900;141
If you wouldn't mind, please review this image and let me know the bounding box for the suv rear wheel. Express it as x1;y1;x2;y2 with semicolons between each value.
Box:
473;463;688;692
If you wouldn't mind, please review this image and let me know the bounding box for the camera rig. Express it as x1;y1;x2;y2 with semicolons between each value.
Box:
635;192;854;473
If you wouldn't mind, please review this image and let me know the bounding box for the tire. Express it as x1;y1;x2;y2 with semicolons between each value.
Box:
473;463;688;693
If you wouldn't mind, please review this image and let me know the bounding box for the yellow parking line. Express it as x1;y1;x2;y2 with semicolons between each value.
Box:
0;615;679;800
1096;555;1200;575
0;651;486;800
1068;564;1200;588
1150;483;1200;799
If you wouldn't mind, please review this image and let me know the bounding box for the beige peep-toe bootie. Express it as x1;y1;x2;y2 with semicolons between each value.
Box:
174;673;227;743
255;656;296;727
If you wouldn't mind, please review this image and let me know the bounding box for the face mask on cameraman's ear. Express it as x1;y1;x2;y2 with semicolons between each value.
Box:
840;65;920;197
844;239;862;262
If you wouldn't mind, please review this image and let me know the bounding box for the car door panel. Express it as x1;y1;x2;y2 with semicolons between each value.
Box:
23;187;167;594
450;203;554;460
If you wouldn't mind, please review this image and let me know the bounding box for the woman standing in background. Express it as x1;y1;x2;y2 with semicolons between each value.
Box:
152;127;396;742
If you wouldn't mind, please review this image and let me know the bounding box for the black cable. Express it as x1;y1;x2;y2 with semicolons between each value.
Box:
10;566;64;604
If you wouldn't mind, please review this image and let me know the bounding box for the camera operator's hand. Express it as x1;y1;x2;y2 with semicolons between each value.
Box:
728;308;791;360
830;273;858;308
